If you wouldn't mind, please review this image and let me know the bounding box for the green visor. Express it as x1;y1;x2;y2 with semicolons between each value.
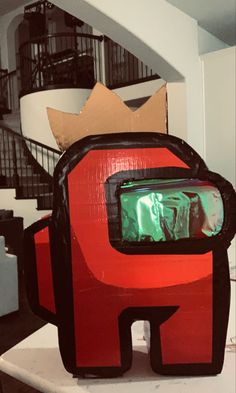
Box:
120;179;224;242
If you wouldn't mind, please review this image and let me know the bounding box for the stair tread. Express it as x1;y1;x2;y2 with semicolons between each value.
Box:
0;127;56;210
37;192;53;197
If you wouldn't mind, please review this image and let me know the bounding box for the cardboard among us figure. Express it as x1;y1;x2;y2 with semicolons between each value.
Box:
24;83;236;378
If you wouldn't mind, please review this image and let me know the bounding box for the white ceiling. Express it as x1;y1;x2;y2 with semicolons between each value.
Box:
0;0;235;45
166;0;236;45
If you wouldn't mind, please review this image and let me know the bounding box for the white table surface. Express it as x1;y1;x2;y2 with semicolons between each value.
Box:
0;282;235;393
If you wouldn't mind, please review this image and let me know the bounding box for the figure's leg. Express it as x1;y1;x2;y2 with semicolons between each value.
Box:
150;277;213;375
74;300;129;377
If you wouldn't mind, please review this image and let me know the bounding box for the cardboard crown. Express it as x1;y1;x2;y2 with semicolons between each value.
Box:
47;82;167;151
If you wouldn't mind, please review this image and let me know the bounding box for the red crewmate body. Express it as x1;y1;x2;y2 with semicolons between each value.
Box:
24;133;236;378
67;148;212;368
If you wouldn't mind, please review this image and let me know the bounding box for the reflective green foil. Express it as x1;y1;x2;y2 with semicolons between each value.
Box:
120;179;224;242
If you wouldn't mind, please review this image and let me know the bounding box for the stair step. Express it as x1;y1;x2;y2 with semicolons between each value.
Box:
0;163;29;173
37;193;53;210
16;183;51;199
0;127;56;211
0;143;24;154
0;174;7;186
0;149;27;159
0;108;11;116
2;112;21;133
1;165;34;177
1;174;42;186
0;158;28;167
18;174;42;185
3;111;20;121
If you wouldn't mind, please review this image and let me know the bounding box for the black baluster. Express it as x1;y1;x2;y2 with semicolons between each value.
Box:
12;138;19;189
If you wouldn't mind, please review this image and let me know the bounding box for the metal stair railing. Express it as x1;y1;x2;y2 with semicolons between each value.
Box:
19;32;103;96
104;36;159;89
0;70;19;115
0;124;61;209
18;31;160;97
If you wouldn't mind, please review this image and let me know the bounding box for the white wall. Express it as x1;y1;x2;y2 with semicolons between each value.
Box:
201;46;236;272
20;88;92;149
0;2;31;70
115;79;187;141
1;0;228;158
198;26;228;55
114;79;165;101
6;13;24;71
0;236;19;317
201;47;235;187
52;0;226;158
167;82;187;141
20;79;187;152
0;189;51;229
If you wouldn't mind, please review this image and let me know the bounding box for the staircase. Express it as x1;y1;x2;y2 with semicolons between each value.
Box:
0;69;18;120
0;125;61;210
1;111;21;134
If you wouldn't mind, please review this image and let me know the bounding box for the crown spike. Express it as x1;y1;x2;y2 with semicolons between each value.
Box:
47;82;167;151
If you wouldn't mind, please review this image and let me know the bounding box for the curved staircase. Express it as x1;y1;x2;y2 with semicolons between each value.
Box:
0;125;61;210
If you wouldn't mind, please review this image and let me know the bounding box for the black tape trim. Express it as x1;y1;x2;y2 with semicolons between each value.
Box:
23;216;57;325
47;132;235;377
50;177;77;374
151;248;230;376
75;306;178;378
53;132;207;181
105;167;236;255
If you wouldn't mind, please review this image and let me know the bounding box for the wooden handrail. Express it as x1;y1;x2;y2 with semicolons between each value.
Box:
19;31;103;50
0;124;61;209
19;32;102;96
18;31;159;97
0;124;61;155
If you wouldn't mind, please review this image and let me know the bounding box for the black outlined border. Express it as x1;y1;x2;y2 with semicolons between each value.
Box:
24;132;236;377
